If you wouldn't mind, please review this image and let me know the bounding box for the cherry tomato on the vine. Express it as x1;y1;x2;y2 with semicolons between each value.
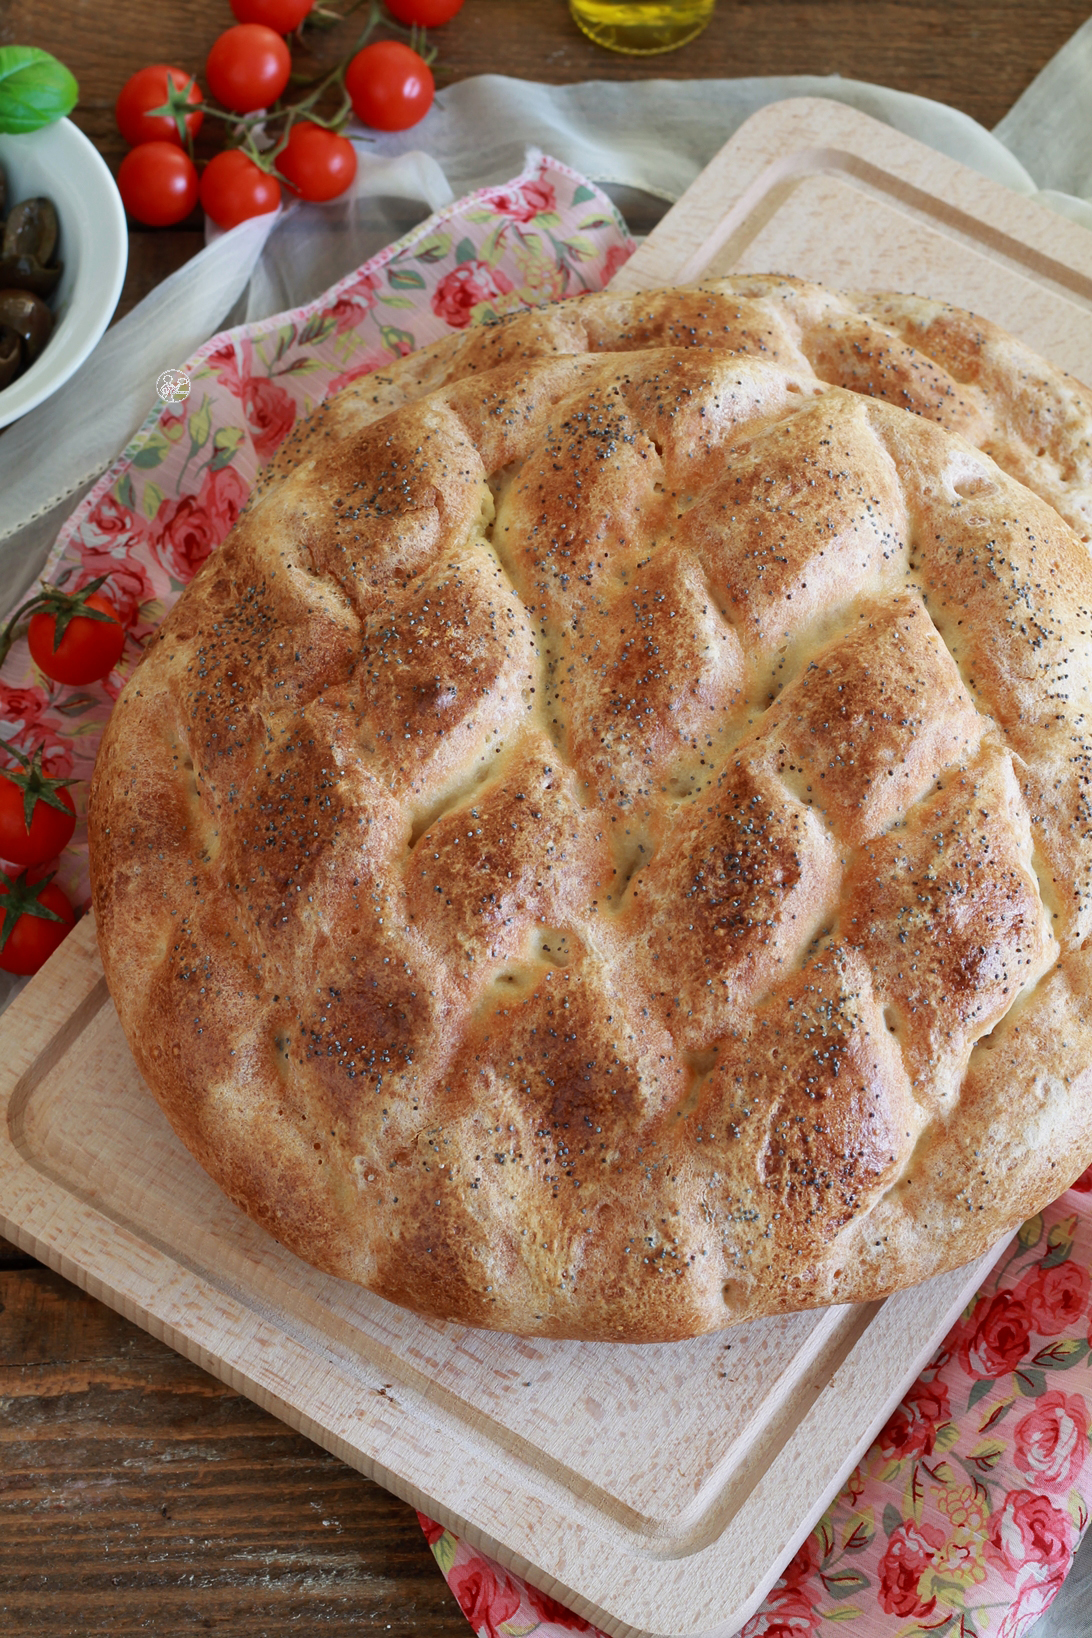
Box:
0;866;75;976
206;24;292;114
28;593;126;686
0;756;76;870
385;0;465;24
200;149;282;230
230;0;314;29
345;41;434;132
115;65;204;148
117;141;199;227
276;121;357;201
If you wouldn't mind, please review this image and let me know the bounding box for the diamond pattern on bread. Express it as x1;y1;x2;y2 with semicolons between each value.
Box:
91;278;1092;1338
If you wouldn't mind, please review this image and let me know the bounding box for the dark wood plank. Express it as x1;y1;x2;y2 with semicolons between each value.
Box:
7;0;1089;155
0;1268;467;1635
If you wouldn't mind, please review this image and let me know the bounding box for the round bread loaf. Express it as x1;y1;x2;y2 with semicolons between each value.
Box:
90;277;1092;1340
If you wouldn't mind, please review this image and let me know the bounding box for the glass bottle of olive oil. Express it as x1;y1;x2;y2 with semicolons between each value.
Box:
569;0;715;55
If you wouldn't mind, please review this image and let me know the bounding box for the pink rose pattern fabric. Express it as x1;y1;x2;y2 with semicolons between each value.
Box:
420;1172;1092;1638
0;156;632;913
6;140;1092;1638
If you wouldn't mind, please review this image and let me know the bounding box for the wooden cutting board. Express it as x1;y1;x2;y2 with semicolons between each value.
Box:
4;96;1092;1638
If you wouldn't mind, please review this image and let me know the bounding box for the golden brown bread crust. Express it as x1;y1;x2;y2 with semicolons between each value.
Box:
90;277;1092;1340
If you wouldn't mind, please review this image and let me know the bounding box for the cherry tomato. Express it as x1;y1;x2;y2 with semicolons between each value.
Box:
115;65;204;148
117;142;199;227
0;750;76;869
28;593;126;686
345;41;434;132
276;121;357;202
385;0;465;24
0;867;76;976
230;0;314;28
206;24;292;114
200;150;282;230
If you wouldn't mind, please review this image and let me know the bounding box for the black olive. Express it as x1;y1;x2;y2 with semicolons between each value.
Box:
0;324;20;390
2;198;59;265
0;290;53;365
0;255;62;297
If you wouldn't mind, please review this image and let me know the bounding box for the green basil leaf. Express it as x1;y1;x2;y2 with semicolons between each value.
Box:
0;47;78;135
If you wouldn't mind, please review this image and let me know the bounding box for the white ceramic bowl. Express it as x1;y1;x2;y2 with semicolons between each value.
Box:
0;118;128;430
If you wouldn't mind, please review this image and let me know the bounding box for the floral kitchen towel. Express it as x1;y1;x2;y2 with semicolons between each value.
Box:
419;1169;1092;1638
0;151;633;912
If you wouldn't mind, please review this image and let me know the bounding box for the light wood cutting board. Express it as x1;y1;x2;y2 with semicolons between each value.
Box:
4;96;1091;1638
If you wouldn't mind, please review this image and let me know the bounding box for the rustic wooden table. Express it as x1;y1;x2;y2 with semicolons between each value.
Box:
2;1;1092;1633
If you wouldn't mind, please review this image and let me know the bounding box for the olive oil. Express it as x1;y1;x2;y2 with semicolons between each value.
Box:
569;0;715;55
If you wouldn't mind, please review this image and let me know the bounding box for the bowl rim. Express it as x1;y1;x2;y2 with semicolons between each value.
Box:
0;118;128;431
